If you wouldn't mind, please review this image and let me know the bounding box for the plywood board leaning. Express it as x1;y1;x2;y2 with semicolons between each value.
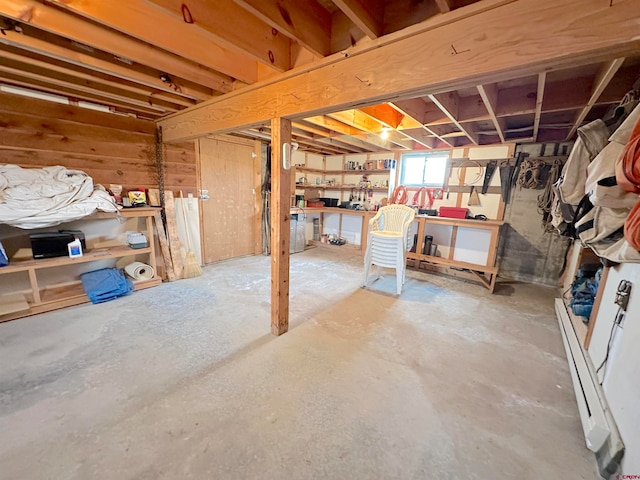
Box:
153;211;175;281
163;190;184;280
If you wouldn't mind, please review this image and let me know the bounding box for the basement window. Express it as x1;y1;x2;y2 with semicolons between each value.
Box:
400;152;449;187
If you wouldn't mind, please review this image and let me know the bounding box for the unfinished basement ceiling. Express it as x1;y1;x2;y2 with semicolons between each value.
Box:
1;0;638;155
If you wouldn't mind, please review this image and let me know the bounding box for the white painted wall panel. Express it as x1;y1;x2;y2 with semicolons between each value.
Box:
452;227;491;265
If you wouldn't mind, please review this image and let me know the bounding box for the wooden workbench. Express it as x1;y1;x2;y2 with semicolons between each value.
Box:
406;215;504;292
295;208;504;292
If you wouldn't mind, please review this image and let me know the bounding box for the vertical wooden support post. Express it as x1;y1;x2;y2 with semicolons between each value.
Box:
270;117;292;336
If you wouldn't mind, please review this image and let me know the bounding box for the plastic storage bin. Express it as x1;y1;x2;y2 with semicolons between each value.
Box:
439;207;468;219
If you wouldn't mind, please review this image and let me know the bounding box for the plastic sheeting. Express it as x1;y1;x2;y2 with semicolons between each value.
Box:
0;165;118;229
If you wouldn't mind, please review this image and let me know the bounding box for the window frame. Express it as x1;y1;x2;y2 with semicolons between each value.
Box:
399;152;450;187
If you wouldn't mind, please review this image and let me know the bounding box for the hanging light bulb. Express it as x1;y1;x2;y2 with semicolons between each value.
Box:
380;127;390;140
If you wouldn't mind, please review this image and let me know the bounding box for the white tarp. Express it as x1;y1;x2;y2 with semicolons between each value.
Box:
0;164;118;229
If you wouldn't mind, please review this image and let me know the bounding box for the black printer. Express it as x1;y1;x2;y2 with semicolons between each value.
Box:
29;230;86;259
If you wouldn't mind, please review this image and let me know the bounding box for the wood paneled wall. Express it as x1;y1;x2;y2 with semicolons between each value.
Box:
0;91;196;195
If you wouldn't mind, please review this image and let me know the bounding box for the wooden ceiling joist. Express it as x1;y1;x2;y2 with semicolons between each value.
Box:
477;83;505;143
158;0;640;143
359;104;404;129
385;131;414;149
322;134;384;152
0;46;195;109
0;60;176;114
145;0;290;72
350;133;397;151
292;122;372;153
0;0;238;91
532;72;546;141
0;30;213;102
398;128;436;149
328;109;384;134
234;0;332;57
0;55;184;114
304;113;398;151
428;93;479;144
314;137;367;154
290;127;365;154
248;126;357;155
332;0;384;39
565;57;626;140
43;0;265;81
303;116;363;137
388;98;429;124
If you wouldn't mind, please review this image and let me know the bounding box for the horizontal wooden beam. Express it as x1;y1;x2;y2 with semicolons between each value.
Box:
145;0;290;72
159;0;640;142
234;0;332;57
0;0;237;91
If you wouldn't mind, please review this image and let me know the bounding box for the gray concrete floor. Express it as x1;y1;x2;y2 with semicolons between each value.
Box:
0;248;598;479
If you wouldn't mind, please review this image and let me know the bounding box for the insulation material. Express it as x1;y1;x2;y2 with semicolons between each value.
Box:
124;261;155;281
174;195;202;266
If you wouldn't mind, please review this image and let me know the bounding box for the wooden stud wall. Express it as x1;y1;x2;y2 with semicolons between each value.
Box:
0;91;196;194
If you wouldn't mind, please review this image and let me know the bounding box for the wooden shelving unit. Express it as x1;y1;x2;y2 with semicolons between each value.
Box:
293;154;397;207
296;166;392;175
0;207;162;323
295;184;389;192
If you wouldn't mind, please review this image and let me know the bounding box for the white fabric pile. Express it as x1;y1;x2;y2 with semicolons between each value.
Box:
0;165;119;229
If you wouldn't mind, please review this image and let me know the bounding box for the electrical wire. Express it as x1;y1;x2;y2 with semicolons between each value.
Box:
596;306;623;385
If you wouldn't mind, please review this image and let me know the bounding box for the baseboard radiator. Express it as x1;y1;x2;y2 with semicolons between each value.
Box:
555;299;624;478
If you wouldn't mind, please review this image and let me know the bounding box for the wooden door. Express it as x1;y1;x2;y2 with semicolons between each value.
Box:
198;136;261;264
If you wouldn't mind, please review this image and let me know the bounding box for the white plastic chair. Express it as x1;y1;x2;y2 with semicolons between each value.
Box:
363;205;416;295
